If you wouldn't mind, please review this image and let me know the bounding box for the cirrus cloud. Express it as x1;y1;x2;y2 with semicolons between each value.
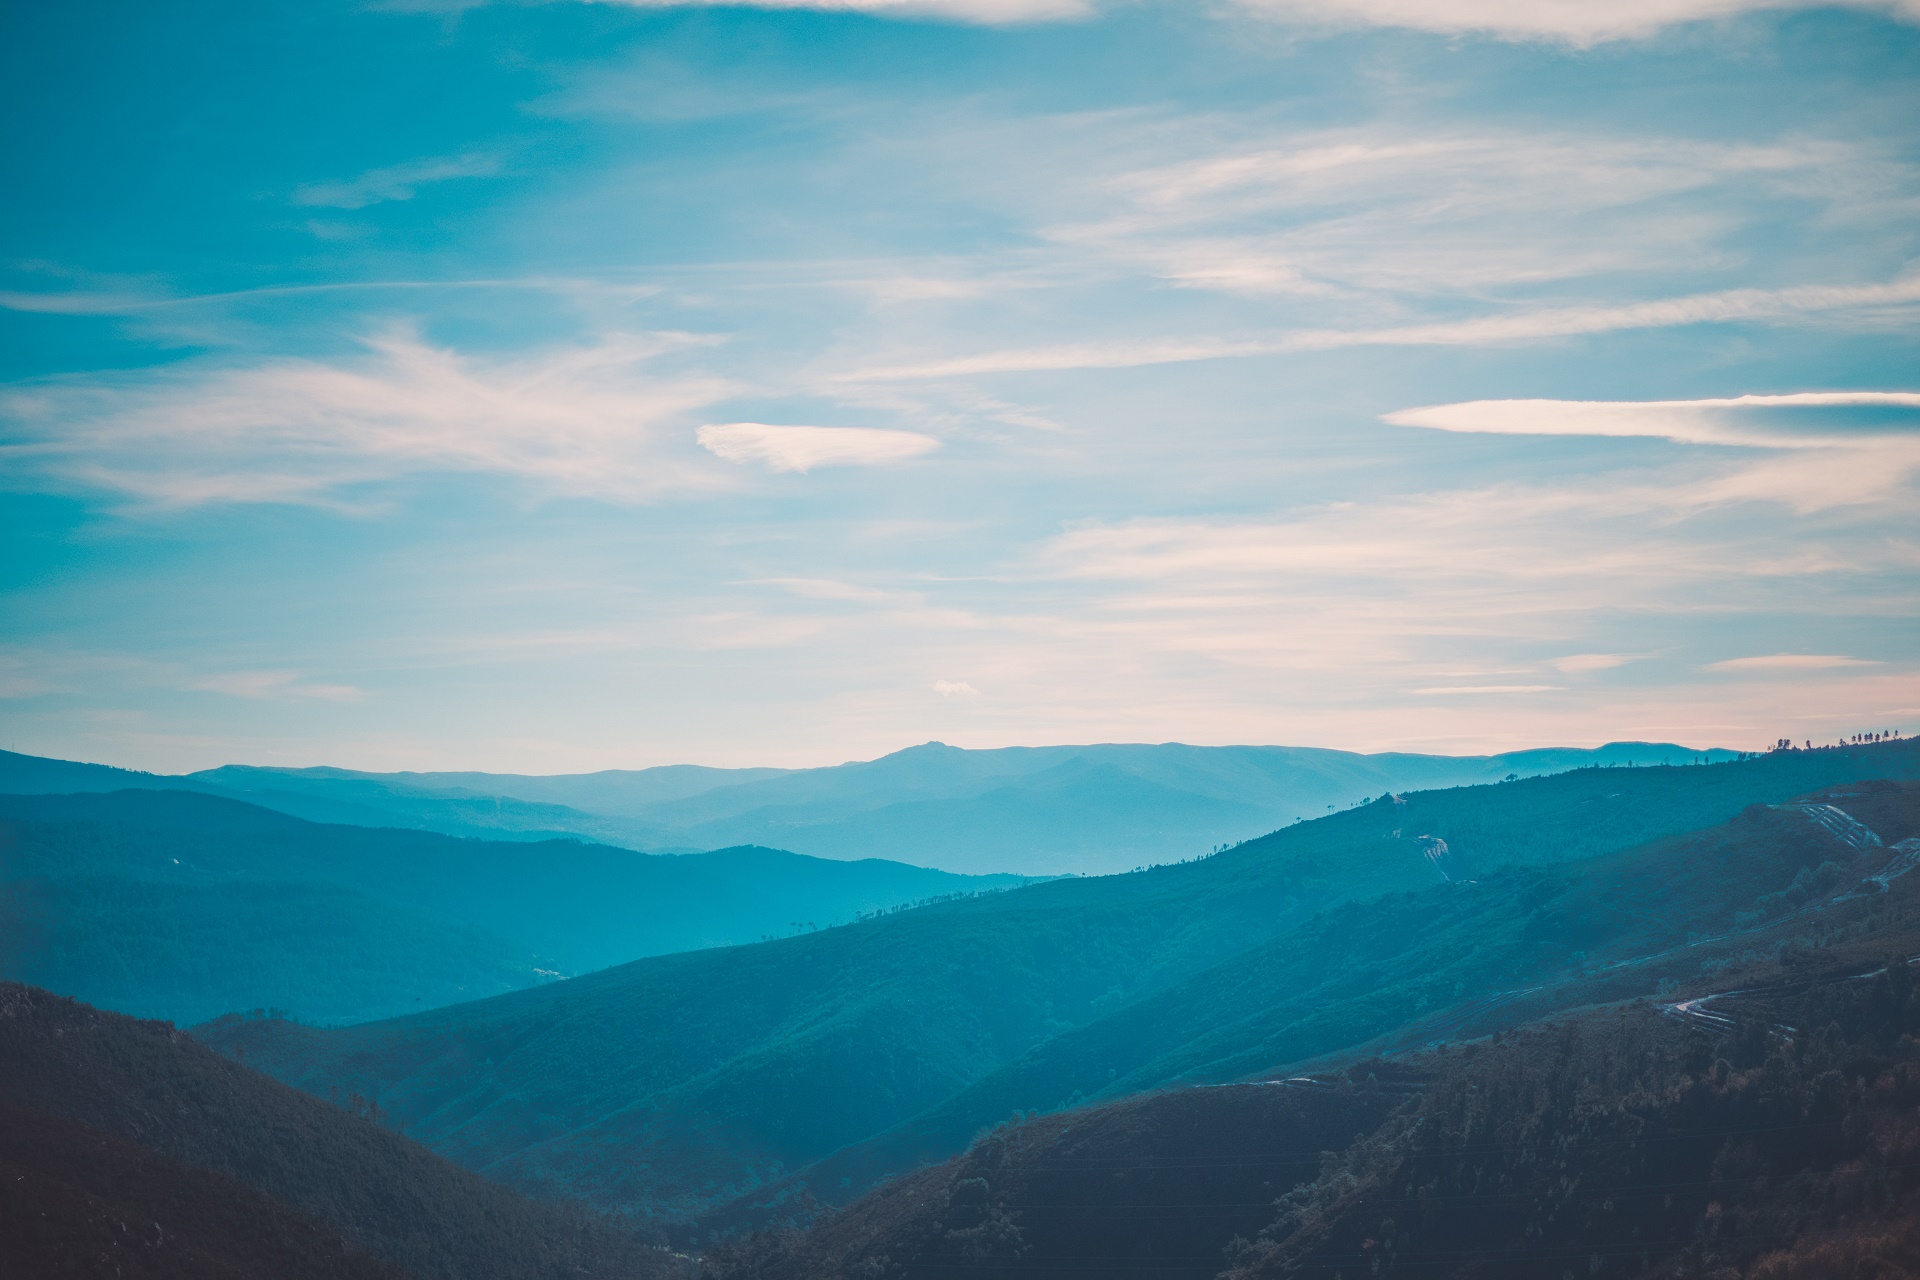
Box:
0;329;738;508
1708;653;1881;671
1230;0;1920;44
697;422;940;472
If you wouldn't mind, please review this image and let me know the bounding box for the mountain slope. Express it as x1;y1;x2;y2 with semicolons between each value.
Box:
0;983;686;1280
705;790;1920;1280
0;790;1027;1025
738;777;1920;1218
1;1101;411;1280
199;741;1920;1224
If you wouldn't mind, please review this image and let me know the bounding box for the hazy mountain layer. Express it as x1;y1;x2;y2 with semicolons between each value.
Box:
200;741;1917;1226
2;740;1742;876
0;789;1027;1026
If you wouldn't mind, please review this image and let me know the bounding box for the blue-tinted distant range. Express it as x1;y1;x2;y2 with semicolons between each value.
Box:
2;0;1917;774
0;738;1738;875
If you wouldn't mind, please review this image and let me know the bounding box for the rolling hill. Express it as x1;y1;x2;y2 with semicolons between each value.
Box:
0;789;1027;1026
0;983;688;1280
706;778;1920;1280
198;739;1920;1229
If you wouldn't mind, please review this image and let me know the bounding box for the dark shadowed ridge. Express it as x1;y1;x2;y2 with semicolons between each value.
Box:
0;983;691;1280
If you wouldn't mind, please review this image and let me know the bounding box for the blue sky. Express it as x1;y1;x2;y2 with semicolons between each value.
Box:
2;0;1917;772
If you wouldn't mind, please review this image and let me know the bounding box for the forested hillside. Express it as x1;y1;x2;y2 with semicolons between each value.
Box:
0;984;688;1280
706;781;1920;1280
0;790;1026;1025
200;740;1920;1229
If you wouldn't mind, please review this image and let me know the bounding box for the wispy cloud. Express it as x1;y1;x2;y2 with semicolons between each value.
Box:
836;272;1920;380
1385;392;1920;510
0;329;738;507
1384;392;1920;448
697;422;939;472
292;154;501;210
571;0;1088;22
1230;0;1920;44
933;678;980;696
1708;653;1881;671
1415;684;1560;695
1553;654;1633;674
191;671;368;701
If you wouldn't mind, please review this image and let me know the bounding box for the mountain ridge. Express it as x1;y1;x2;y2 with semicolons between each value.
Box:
5;739;1744;875
198;740;1918;1229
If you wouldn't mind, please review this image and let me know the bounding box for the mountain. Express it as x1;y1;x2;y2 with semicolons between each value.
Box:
706;898;1920;1280
729;774;1920;1224
0;789;1028;1026
198;739;1920;1230
3;740;1743;876
1;1100;411;1280
0;982;688;1280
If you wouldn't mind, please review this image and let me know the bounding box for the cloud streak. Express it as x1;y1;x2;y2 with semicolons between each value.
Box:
0;330;738;507
697;422;939;472
292;154;502;210
837;273;1920;380
1230;0;1920;44
572;0;1087;22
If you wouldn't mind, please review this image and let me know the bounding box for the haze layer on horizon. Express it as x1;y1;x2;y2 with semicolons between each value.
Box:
2;0;1916;774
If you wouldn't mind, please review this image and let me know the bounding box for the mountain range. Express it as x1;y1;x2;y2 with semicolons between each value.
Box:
200;738;1920;1238
5;739;1741;875
0;786;1026;1026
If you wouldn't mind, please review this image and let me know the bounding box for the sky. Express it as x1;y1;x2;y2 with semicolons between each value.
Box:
2;0;1917;774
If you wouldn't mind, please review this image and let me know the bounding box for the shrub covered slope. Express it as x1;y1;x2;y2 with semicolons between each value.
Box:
0;983;688;1280
708;779;1920;1280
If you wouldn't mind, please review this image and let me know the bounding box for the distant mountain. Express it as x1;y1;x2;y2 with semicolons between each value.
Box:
200;740;1919;1229
0;789;1028;1026
4;739;1746;876
0;983;688;1280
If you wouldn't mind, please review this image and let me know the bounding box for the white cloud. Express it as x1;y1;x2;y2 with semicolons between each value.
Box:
837;272;1920;380
1230;0;1920;44
1708;653;1880;671
696;422;939;472
293;154;502;210
1383;392;1920;448
1384;391;1920;510
933;679;981;696
1028;124;1920;317
575;0;1086;22
1416;684;1560;694
1553;654;1632;674
0;329;738;507
191;671;367;701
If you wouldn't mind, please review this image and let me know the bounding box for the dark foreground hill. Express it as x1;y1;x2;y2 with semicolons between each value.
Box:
707;801;1920;1280
199;741;1920;1227
0;983;689;1280
0;789;1024;1025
